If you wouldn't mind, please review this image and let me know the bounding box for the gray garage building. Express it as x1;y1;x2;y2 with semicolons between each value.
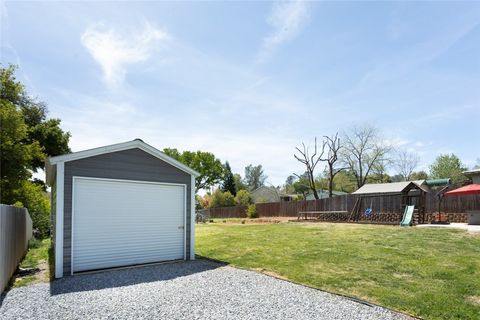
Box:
46;139;199;278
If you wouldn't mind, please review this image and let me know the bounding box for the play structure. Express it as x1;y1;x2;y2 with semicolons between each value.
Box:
350;180;429;224
400;205;415;227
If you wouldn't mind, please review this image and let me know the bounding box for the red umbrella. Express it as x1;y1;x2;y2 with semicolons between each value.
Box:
444;184;480;196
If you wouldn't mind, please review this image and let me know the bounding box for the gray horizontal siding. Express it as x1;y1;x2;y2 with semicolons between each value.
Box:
63;148;191;276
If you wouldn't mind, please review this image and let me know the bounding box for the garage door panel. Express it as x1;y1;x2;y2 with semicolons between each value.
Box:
72;178;185;273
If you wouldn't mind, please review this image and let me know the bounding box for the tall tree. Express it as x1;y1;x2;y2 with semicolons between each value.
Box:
221;161;236;196
394;150;420;181
341;125;391;188
284;174;297;194
163;148;225;191
233;173;248;191
0;101;42;202
294;137;326;199
410;170;429;180
293;179;310;199
244;164;267;190
1;65;70;197
320;133;345;197
429;154;467;185
332;170;357;193
1;64;70;236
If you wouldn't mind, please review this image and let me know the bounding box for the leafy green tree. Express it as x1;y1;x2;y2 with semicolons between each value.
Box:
390;174;404;182
332;170;357;193
410;171;429;180
1;65;70;172
284;174;297;194
1;64;70;237
244;164;267;190
429;154;468;185
0;102;42;202
210;190;236;208
233;174;248;191
235;189;252;206
367;172;392;184
293;179;309;198
13;181;50;237
163;148;225;191
221;161;236;196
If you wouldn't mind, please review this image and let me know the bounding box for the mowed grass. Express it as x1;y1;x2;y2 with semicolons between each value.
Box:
196;223;480;320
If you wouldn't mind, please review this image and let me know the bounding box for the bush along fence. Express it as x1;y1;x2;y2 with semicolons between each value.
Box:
203;193;479;224
0;204;33;292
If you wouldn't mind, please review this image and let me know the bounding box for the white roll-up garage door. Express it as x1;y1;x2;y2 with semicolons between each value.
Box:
72;177;185;273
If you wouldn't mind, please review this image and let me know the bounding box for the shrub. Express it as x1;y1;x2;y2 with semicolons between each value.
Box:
210;190;236;208
13;181;50;238
235;189;252;206
246;204;258;219
195;195;205;210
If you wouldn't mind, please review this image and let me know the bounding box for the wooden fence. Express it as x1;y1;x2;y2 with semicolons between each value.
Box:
1;205;33;292
206;193;480;219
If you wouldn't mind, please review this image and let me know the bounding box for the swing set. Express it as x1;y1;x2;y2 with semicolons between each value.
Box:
349;181;428;224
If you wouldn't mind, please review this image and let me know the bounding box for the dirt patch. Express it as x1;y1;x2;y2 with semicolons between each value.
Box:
12;261;49;288
466;296;480;306
209;217;292;224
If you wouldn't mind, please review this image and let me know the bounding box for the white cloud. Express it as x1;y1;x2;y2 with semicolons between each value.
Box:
81;22;168;86
257;0;310;63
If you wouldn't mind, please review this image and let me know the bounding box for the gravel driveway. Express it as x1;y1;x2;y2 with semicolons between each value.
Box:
0;260;412;320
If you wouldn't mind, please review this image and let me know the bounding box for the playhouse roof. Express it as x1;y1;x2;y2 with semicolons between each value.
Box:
352;180;428;195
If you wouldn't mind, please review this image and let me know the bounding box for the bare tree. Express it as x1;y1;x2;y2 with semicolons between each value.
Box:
320;133;346;197
294;138;326;199
394;150;420;181
341;125;391;189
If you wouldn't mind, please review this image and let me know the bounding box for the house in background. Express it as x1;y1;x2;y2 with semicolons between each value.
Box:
251;186;295;203
464;169;480;184
305;189;349;200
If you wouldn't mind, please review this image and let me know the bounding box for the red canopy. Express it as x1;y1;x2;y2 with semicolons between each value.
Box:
444;184;480;196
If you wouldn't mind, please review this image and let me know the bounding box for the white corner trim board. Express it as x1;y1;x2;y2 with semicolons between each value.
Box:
55;162;64;278
190;175;195;260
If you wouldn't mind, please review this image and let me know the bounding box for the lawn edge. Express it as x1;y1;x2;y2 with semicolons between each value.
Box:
197;256;422;320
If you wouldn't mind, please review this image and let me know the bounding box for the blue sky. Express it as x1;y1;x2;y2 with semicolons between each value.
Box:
1;1;479;186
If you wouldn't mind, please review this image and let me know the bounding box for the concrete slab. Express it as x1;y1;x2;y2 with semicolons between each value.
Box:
416;223;480;233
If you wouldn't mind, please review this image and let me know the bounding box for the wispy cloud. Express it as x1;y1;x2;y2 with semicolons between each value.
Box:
257;0;310;63
81;21;168;87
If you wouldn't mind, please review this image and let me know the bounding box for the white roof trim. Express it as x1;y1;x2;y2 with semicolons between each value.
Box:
47;140;200;177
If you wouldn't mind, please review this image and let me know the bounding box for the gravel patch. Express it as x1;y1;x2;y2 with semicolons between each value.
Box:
0;260;413;320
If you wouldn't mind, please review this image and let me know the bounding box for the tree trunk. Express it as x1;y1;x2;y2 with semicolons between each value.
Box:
328;173;334;198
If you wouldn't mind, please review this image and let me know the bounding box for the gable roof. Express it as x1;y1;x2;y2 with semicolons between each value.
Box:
305;189;349;200
46;140;200;183
464;169;480;177
251;185;278;193
352;180;428;195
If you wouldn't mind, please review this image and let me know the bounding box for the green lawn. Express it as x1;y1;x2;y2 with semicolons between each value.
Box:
196;222;480;320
